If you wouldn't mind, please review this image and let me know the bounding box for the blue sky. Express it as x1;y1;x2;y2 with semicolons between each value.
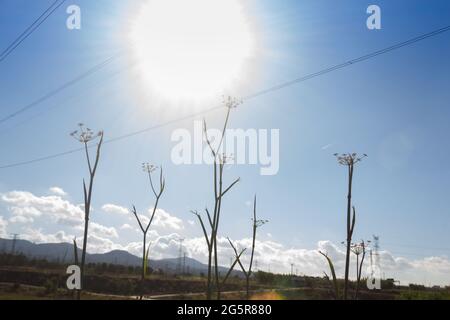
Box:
1;0;450;285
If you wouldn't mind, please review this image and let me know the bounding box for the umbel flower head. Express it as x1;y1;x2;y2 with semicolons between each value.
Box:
334;153;368;166
350;240;371;255
219;153;234;165
223;95;242;110
70;123;103;143
253;218;269;228
142;162;158;174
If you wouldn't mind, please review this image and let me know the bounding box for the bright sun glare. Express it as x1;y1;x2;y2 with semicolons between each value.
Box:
130;0;254;101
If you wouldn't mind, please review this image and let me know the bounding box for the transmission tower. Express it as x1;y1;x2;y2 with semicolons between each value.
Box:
373;235;380;266
10;233;19;254
372;234;383;279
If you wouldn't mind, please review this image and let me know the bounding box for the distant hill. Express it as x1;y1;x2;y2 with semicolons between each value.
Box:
0;238;240;276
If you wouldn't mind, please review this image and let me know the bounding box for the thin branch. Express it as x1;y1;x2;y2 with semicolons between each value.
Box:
222;248;246;285
131;206;145;233
227;238;248;277
191;211;210;248
91;133;103;177
248;195;257;277
146;201;159;234
203;119;216;158
221;178;240;198
84;143;92;175
216;107;231;155
205;208;213;229
148;171;157;197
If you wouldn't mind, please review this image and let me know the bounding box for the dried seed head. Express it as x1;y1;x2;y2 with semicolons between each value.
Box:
71;124;102;143
334;152;367;166
142;162;158;174
350;240;369;255
223;95;242;109
219;153;234;164
254;219;269;228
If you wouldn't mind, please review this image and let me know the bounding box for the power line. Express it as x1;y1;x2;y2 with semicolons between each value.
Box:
3;25;449;128
244;25;450;100
0;0;67;63
0;61;131;135
1;0;60;58
0;105;221;169
0;26;450;128
0;52;122;125
0;25;449;170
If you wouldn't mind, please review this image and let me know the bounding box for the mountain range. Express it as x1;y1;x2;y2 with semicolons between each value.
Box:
0;238;238;276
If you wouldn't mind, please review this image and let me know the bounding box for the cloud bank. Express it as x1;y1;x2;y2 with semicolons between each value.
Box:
1;188;449;287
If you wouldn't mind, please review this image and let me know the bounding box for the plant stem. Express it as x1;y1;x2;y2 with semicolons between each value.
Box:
344;164;354;300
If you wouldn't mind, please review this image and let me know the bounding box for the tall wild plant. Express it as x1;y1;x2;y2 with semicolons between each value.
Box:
351;240;368;300
71;124;103;299
131;163;165;280
228;196;267;300
192;96;241;300
334;153;366;299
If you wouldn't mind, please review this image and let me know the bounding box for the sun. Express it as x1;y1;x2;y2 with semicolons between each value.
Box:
130;0;254;101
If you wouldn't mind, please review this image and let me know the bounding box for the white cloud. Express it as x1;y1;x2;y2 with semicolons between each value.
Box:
13;222;450;286
0;216;8;237
21;228;74;244
122;241;145;257
119;231;184;260
85;222;119;239
2;191;84;227
18;227;122;255
9;215;34;224
138;232;185;260
49;187;67;197
102;204;129;216
120;223;133;230
2;188;449;286
152;209;184;230
177;237;450;286
135;208;184;231
86;234;123;254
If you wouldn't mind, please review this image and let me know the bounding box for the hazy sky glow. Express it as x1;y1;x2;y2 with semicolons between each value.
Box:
0;0;450;286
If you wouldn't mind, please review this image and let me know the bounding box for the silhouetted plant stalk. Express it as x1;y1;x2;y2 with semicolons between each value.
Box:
351;240;369;300
71;124;103;299
319;251;340;299
228;196;267;300
334;153;367;300
131;163;165;281
192;96;241;300
72;237;79;300
73;238;79;266
221;245;246;286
